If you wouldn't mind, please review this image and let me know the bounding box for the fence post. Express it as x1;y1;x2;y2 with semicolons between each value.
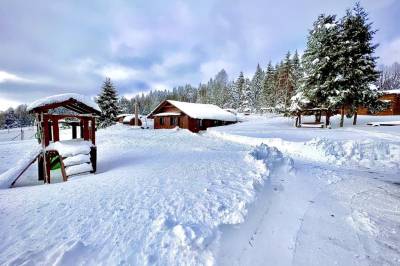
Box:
21;128;24;140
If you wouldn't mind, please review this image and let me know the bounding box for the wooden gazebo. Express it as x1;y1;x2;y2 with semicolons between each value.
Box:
27;93;101;183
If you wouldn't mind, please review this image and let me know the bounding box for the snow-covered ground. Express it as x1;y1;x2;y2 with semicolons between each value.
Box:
0;115;399;265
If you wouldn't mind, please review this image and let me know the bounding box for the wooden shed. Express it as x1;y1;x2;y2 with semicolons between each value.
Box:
358;89;400;115
147;100;237;132
26;93;101;184
116;114;143;126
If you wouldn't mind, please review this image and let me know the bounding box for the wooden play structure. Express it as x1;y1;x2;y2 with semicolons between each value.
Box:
10;93;101;186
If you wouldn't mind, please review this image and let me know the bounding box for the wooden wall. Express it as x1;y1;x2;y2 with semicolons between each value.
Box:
358;94;400;115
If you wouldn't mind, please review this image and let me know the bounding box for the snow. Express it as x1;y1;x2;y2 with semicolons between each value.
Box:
153;112;182;116
324;23;336;29
0;115;399;265
367;120;400;126
381;89;400;94
63;154;91;167
65;163;92;176
27;93;100;112
46;139;93;157
165;100;237;121
122;114;144;123
0;144;41;189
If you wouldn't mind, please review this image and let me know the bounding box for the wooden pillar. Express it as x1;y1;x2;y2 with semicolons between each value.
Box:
91;117;96;145
52;118;59;142
90;147;97;173
38;155;44;181
44;152;51;183
42;116;50;147
72;125;77;139
83;118;89;141
80;119;84;138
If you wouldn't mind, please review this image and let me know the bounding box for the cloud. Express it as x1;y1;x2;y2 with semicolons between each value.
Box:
0;70;34;83
97;64;140;81
377;37;400;65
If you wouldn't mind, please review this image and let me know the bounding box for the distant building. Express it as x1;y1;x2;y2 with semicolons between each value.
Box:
358;89;400;115
116;114;143;126
147;100;237;132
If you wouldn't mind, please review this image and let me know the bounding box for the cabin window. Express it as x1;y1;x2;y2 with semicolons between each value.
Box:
198;119;203;128
159;117;165;125
171;116;178;126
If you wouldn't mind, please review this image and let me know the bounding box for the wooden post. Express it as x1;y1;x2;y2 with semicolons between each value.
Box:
53;118;59;142
83;118;90;141
91;117;96;145
353;109;358;125
38;155;44;181
134;102;139;126
45;153;51;183
72;125;77;139
43;115;50;147
80;119;84;138
325;111;331;126
340;105;345;127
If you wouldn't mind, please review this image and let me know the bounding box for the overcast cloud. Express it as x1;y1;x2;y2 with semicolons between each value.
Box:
0;0;399;110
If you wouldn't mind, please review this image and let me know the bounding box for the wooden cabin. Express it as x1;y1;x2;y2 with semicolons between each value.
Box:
358;89;400;115
116;114;143;126
27;93;101;184
147;100;237;132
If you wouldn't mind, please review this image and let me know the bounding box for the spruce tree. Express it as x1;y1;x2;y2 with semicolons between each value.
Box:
250;64;264;111
294;14;342;123
338;3;380;125
97;78;120;128
262;62;276;110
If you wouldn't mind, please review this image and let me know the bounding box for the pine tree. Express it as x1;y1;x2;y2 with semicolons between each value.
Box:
338;3;380;125
250;64;264;111
262;62;276;110
119;96;132;114
292;50;303;91
96;78;120;128
293;14;342;122
5;108;19;129
240;78;252;112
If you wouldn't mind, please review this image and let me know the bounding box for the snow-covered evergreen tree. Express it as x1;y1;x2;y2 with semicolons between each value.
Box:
119;97;132;114
293;14;342;114
262;62;276;109
240;78;252;112
338;3;380;125
250;64;264;111
97;78;120;128
4;108;19;129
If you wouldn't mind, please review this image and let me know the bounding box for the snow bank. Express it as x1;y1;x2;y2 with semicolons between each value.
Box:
27;93;100;112
249;144;294;175
208;129;400;170
304;137;400;169
0;145;41;189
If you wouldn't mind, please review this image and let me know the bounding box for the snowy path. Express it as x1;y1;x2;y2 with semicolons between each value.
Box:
209;116;400;266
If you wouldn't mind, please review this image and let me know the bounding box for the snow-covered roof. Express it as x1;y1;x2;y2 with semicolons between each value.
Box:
116;113;132;119
27;93;100;113
381;89;400;94
153;112;182;117
166;100;237;121
122;115;144;123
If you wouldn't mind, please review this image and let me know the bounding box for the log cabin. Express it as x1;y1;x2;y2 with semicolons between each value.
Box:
116;114;143;126
358;89;400;115
147;100;238;132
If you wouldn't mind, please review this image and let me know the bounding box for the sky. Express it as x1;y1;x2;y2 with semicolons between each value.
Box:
0;0;399;110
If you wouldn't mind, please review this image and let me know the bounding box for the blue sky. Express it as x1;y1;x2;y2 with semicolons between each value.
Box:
0;0;399;110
